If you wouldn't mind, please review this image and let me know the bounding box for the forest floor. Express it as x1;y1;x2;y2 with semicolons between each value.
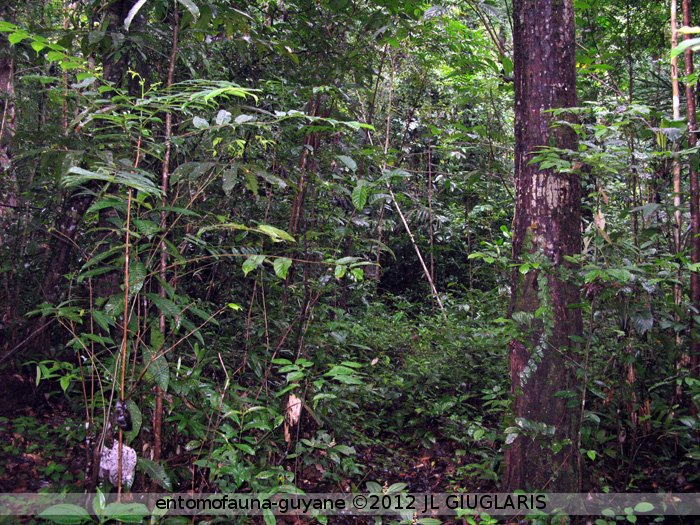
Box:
0;394;495;496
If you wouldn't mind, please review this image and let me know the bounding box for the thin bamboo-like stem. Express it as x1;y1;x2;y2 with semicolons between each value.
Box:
155;3;180;465
117;188;132;496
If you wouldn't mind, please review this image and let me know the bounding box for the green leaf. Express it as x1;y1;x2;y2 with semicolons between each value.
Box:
0;21;18;32
143;342;169;392
8;30;30;45
633;502;654;513
128;258;147;297
150;325;165;352
137;458;172;490
286;370;305;382
234;443;256;455
386;482;407;493
256;224;296;242
103;503;149;523
124;400;142;444
171;162;216;184
242;254;265;276
352;180;369;210
273;257;293;279
64;167;162;196
222;166;238;196
38;504;91;524
337;155;357;171
671;37;700;58
350;267;364;280
335;265;347;279
147;293;180;319
133;219;160;238
332;444;355;455
244;172;259;195
92;310;114;332
46;50;65;62
176;0;200;19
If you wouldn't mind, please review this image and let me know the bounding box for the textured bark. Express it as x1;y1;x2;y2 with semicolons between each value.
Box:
0;50;17;328
505;0;582;491
102;0;143;93
683;0;700;411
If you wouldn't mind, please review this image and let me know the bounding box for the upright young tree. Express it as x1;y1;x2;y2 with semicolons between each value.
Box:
0;40;16;332
505;0;582;491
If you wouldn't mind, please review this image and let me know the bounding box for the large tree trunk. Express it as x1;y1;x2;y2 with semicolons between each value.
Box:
504;0;582;491
683;0;700;413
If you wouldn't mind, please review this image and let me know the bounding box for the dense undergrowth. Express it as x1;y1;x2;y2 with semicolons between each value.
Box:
1;1;700;524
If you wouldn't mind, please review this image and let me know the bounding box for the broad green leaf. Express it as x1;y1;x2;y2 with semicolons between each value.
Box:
352;180;369;210
137;458;172;490
633;502;654;513
222;166;238;196
350;267;364;280
133;219;160;238
38;504;90;524
171;162;216;184
337;155;357;171
273;257;292;279
332;444;355;455
128;258;147;297
234;443;256;455
244;172;259;195
124;400;142;444
8;30;30;45
150;325;164;352
257;224;296;242
147;293;180;319
242;254;265;276
671;37;700;58
92;309;114;332
143;340;169;392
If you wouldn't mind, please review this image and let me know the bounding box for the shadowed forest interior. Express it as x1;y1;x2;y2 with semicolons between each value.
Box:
0;0;699;522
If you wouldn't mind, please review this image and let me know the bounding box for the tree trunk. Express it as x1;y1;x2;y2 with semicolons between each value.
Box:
102;0;143;94
683;0;700;412
505;0;582;491
0;49;17;331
